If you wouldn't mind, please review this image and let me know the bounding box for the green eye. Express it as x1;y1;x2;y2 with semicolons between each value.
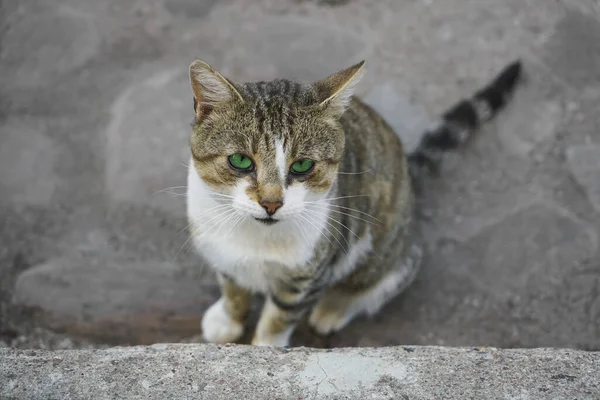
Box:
291;159;314;174
228;153;254;171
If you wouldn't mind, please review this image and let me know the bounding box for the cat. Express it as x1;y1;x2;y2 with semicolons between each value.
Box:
186;58;522;346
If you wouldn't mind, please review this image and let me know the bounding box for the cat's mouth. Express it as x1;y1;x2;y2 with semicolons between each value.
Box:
254;217;279;225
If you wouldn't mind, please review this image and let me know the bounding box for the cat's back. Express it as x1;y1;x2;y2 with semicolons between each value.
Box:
340;97;407;175
337;97;410;201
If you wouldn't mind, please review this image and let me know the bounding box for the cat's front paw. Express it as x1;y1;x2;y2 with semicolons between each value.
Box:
201;298;244;344
308;305;354;336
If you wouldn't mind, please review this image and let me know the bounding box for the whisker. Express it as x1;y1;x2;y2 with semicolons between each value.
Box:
337;169;372;175
183;208;238;257
179;204;231;233
153;186;188;196
161;192;188;198
302;207;384;262
302;210;350;254
309;203;383;223
306;204;382;227
304;194;370;203
198;208;237;234
213;210;240;236
224;214;246;239
232;215;247;239
206;191;235;199
303;207;360;241
177;207;234;257
177;233;198;259
297;213;339;254
292;219;311;248
208;193;235;199
296;213;335;249
184;196;233;202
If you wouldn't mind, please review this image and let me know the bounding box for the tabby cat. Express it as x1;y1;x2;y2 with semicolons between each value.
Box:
186;58;522;346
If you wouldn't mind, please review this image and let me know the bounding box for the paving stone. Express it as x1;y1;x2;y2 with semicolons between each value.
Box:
374;0;563;112
0;6;100;90
0;118;60;206
163;0;221;18
429;190;544;244
496;87;564;157
363;80;432;152
438;202;599;348
461;202;597;298
540;10;600;90
105;67;191;217
203;9;371;82
13;256;218;344
566;144;600;214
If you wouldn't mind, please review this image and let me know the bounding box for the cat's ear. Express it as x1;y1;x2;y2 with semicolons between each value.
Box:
189;59;244;120
314;60;365;117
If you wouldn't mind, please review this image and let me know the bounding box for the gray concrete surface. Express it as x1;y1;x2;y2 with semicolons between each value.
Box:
1;0;600;350
1;344;599;399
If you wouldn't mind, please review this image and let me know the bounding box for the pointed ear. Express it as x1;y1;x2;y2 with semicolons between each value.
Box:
313;61;365;116
189;59;244;120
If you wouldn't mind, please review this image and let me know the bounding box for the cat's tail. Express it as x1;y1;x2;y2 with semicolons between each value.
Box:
407;60;523;181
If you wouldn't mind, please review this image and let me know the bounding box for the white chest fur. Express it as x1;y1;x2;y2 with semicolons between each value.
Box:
186;164;325;293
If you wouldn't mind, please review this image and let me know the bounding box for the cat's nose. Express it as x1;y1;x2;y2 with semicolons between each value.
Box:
260;200;283;216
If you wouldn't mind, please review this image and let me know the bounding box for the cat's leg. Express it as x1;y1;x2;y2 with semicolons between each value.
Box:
250;297;308;346
251;277;320;347
309;244;422;335
309;272;407;335
308;279;396;336
202;273;252;344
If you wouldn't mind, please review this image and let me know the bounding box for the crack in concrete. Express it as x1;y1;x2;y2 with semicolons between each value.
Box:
312;353;338;398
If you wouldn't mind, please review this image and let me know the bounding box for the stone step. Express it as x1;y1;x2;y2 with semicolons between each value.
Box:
1;344;598;399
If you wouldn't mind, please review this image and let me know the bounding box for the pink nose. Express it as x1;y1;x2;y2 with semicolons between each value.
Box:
260;200;283;216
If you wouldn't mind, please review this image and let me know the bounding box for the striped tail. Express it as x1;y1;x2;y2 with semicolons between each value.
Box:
407;60;523;181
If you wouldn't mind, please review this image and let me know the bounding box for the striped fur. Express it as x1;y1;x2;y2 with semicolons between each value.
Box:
187;59;523;346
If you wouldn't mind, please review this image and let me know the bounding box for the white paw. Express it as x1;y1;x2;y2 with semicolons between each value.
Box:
308;305;355;336
201;298;244;344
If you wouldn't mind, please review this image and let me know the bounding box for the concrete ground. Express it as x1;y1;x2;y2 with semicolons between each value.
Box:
2;344;599;399
1;0;599;350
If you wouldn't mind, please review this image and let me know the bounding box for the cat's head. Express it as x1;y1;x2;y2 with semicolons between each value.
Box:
188;59;364;225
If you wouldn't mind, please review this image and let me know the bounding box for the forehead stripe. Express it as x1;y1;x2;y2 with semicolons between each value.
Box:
274;138;286;182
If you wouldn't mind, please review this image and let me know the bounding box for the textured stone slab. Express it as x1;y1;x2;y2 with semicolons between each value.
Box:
12;256;218;344
0;5;100;89
105;67;191;217
200;9;371;82
567;145;600;214
0;118;59;205
540;10;600;90
1;345;599;400
461;202;597;293
496;88;564;157
164;0;220;17
363;80;432;152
